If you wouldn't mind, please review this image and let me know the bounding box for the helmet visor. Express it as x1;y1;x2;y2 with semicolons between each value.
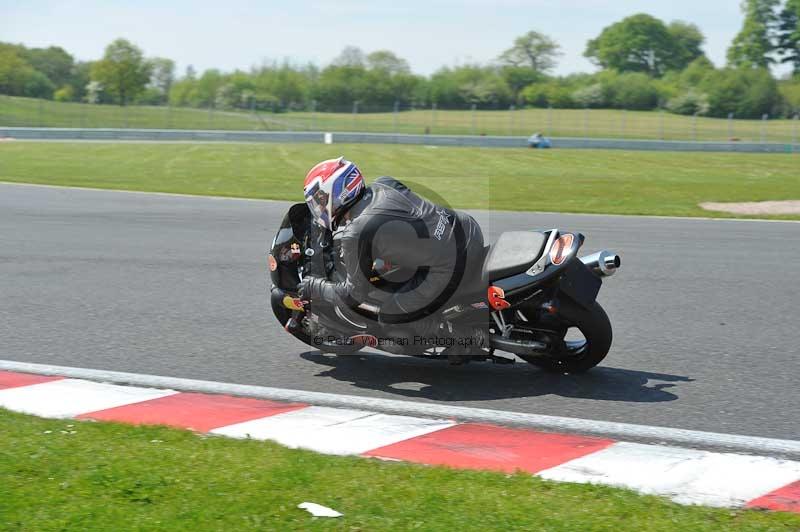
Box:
304;182;331;229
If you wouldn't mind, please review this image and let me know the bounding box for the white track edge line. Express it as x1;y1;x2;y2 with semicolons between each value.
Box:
2;359;799;459
1;181;798;224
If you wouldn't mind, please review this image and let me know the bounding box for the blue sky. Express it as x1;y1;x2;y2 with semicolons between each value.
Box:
1;0;787;76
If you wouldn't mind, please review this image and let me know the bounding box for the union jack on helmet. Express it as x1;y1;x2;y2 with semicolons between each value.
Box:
303;157;365;230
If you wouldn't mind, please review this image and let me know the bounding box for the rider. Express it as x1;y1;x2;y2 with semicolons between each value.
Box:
297;157;487;357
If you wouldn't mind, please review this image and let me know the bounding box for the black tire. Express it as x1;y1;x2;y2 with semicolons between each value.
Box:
270;289;363;355
520;300;612;374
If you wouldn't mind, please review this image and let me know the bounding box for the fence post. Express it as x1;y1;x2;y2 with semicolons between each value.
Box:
727;112;734;140
430;102;437;133
583;107;589;138
508;104;515;135
470;104;476;135
761;113;768;143
393;101;399;133
38;99;44;127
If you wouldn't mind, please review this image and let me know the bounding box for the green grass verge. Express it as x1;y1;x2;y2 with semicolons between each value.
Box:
1;409;798;531
3;95;800;142
1;141;799;219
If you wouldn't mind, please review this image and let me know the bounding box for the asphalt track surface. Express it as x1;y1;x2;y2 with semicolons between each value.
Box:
1;183;798;440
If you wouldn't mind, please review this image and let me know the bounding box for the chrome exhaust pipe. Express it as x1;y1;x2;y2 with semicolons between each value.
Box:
489;336;549;356
580;250;621;277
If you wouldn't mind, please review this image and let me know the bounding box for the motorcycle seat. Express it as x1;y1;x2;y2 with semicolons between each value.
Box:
483;231;547;281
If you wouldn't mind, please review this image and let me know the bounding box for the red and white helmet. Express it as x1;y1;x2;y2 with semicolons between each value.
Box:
303;157;365;230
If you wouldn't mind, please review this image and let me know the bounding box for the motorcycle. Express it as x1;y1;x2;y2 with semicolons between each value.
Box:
268;203;621;373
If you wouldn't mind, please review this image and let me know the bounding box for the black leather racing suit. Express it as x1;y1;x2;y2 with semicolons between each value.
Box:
301;176;486;349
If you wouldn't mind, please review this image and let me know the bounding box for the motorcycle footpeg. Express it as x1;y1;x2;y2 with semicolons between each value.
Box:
284;310;302;332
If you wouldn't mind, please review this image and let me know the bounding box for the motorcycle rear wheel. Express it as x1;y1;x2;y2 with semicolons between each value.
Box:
519;300;612;374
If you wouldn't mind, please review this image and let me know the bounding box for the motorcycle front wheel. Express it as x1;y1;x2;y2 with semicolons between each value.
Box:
270;288;364;355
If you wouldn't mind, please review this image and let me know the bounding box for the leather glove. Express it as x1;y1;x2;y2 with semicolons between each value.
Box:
297;276;337;304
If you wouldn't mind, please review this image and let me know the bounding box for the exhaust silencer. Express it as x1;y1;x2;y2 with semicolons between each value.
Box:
580;250;621;277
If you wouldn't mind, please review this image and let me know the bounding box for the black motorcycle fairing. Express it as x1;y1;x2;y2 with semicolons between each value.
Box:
557;259;602;309
269;203;310;291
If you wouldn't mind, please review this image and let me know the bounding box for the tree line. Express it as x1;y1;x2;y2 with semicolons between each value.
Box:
1;0;799;119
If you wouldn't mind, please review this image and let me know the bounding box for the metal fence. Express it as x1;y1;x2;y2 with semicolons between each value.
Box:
2;95;799;145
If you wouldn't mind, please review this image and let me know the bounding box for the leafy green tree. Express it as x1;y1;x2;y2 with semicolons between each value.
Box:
667;90;711;115
148;57;175;104
21;46;74;88
312;64;368;110
607;72;661;109
220;71;256;108
0;47;31;95
455;68;511;106
54;84;75;102
677;56;716;87
90;39;152;105
585;14;679;76
168;77;198;107
21;70;55;98
428;65;511;108
254;63;309;109
777;78;800;113
332;46;366;67
68;61;92;101
497;31;561;73
363;51;420;108
667;22;706;70
521;81;576;108
701;68;780;117
572;83;607;108
196;69;225;107
366;50;410;75
85;81;103;104
778;0;800;72
0;46;54;97
727;0;780;68
500;66;543;103
311;49;419;110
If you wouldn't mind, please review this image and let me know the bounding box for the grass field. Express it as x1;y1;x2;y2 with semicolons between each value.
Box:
1;141;798;219
0;95;261;131
3;95;799;142
1;408;798;531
